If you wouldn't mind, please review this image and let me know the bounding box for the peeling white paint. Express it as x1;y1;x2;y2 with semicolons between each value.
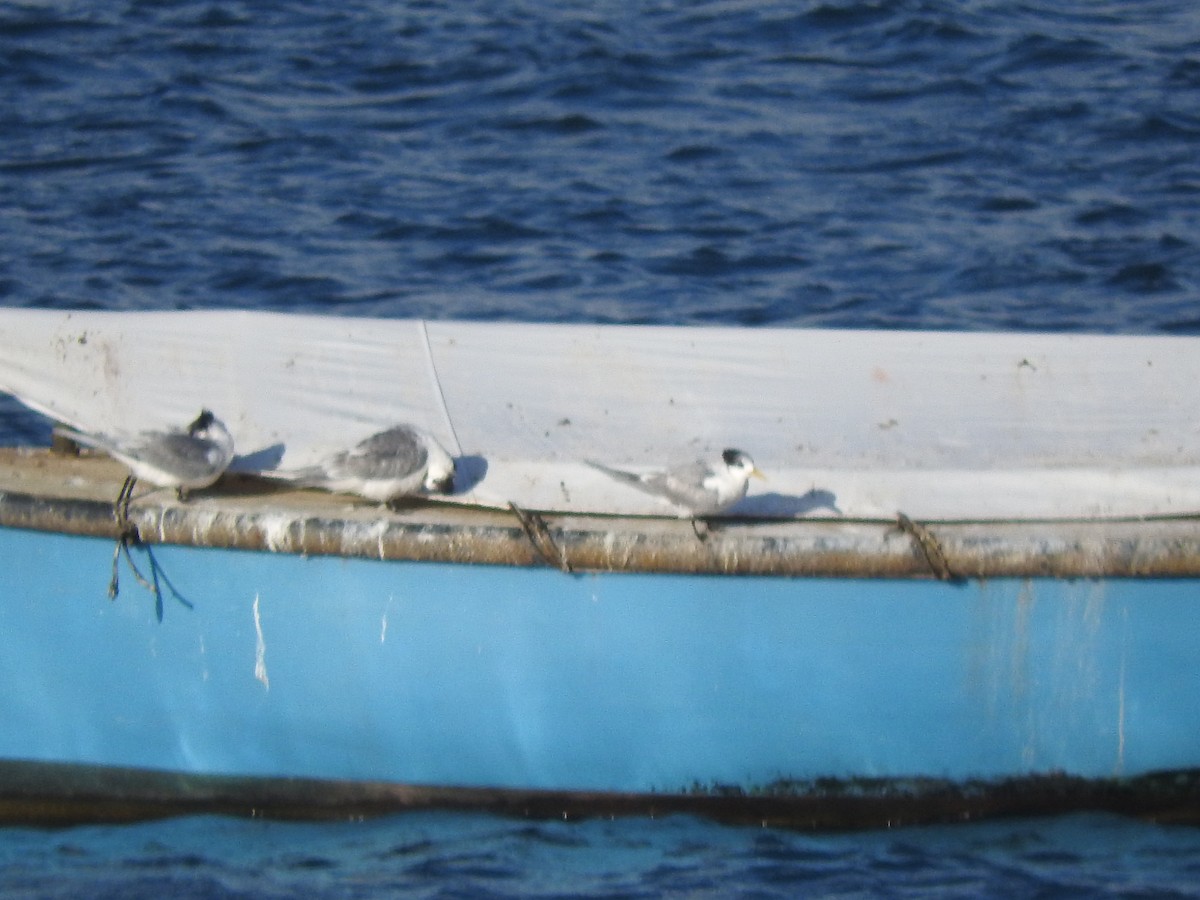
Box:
327;518;392;557
259;515;294;553
253;593;269;691
183;507;225;545
363;519;389;560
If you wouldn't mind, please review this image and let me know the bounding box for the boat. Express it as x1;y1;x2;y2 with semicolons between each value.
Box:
1;307;1198;830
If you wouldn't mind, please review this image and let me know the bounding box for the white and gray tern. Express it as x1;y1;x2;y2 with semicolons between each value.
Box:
277;424;456;504
56;408;236;501
586;448;764;518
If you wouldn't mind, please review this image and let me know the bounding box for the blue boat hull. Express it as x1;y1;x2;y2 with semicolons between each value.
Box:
4;524;1199;804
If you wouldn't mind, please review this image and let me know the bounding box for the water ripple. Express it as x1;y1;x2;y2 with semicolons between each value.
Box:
0;2;1196;379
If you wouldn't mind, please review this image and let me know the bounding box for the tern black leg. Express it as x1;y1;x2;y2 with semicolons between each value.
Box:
114;474;136;530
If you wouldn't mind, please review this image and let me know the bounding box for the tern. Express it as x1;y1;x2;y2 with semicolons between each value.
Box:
586;448;764;519
271;424;456;505
56;408;235;505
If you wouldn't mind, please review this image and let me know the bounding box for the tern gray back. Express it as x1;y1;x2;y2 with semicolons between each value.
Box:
133;431;228;479
646;460;720;511
331;425;428;479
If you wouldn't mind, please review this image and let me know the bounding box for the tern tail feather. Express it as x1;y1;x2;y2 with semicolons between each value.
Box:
52;424;114;454
584;459;644;486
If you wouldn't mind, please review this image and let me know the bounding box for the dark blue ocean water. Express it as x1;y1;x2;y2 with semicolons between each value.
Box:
3;812;1200;899
2;0;1200;895
2;0;1198;332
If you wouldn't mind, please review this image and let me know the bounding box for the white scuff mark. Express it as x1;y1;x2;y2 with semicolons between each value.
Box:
253;593;269;691
381;593;394;644
198;635;210;682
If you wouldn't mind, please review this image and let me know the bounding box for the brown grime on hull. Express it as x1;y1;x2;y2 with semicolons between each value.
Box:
1;448;1200;578
1;759;1200;831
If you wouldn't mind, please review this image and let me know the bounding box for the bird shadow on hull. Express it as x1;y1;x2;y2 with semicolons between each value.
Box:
729;488;842;519
229;443;287;473
450;454;488;493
